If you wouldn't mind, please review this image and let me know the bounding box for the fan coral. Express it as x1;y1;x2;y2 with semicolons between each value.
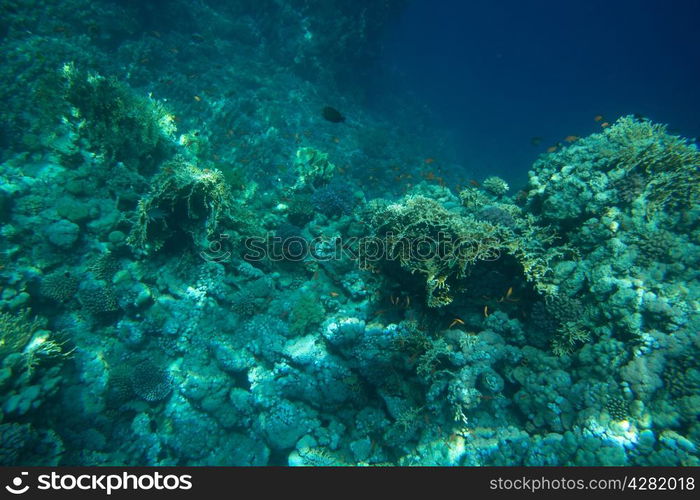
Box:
40;269;79;303
286;193;315;226
311;182;355;217
231;291;258;318
131;360;173;402
77;281;119;315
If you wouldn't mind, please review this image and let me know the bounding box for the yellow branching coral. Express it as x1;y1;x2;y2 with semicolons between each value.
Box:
0;310;64;375
128;157;236;253
359;195;567;307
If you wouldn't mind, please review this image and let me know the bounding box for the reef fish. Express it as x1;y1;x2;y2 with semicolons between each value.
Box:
322;106;345;123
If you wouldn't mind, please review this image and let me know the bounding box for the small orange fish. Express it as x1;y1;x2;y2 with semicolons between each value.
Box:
546;145;559;153
484;305;490;317
332;137;340;143
424;158;436;164
449;318;465;328
594;114;604;122
601;122;610;128
194;95;202;102
329;292;339;297
469;179;480;187
564;135;579;143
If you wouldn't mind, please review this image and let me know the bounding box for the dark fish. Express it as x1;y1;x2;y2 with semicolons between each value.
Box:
146;206;167;221
322;106;345;123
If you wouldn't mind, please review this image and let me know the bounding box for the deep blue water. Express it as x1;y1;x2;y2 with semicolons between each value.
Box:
380;0;700;186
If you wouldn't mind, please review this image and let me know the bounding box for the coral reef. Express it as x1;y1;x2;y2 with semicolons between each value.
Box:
0;0;697;468
358;193;566;306
127;159;237;253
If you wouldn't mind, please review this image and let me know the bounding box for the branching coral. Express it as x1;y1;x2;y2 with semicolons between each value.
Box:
527;115;699;223
58;62;176;172
0;310;43;363
551;321;591;357
127;158;237;253
0;310;63;375
605;117;700;215
359;195;567;306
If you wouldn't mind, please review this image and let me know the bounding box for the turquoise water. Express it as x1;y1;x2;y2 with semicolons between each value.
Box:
0;1;698;466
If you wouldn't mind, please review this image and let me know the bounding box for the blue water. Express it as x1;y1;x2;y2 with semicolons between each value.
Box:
379;0;700;185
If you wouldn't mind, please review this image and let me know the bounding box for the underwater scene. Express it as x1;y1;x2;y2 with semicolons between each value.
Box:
0;0;699;467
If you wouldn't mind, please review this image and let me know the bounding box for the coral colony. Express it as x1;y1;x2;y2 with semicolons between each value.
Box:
0;1;698;466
